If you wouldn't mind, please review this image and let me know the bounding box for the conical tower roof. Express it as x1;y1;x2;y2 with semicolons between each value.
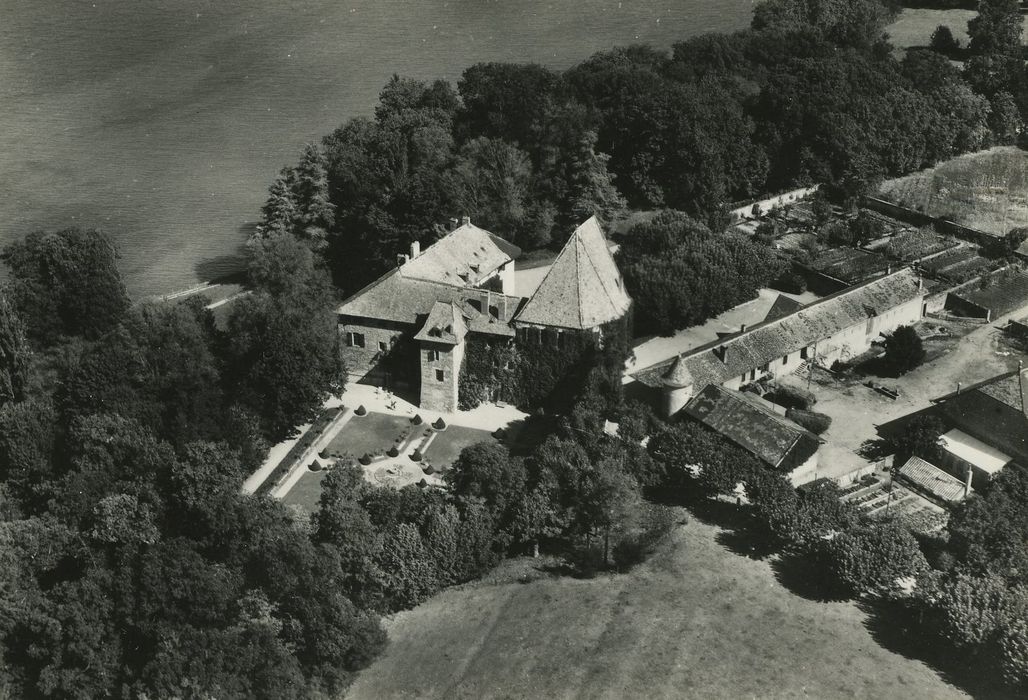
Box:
662;355;695;388
514;216;631;330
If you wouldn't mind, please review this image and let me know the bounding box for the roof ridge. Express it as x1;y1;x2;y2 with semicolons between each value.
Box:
636;267;920;376
576;220;623;321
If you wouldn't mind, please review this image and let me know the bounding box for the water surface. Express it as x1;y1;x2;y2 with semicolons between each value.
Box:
0;0;753;298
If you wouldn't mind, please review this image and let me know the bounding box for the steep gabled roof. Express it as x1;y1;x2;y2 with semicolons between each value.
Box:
402;222;520;287
683;384;821;470
414;302;468;345
514;217;631;330
763;294;804;323
634;268;925;389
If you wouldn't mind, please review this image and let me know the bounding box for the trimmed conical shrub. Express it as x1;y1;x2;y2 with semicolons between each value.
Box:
410;449;423;462
309;459;323;472
387;446;399;458
412;414;423;425
355;405;367;416
432;417;447;430
358;453;372;465
423;464;435;475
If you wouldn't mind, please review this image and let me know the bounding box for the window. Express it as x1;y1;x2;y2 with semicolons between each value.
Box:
782;355;788;366
428;349;440;362
435;369;445;382
800;347;809;360
378;341;387;351
347;332;365;348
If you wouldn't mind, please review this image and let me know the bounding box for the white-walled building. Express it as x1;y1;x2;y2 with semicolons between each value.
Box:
634;268;928;417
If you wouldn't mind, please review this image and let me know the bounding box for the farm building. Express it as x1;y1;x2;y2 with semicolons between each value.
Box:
944;267;1028;320
929;367;1028;481
683;384;822;485
633;268;928;417
896;455;972;506
337;216;631;412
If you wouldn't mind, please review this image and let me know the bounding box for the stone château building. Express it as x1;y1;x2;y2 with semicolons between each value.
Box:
337;216;631;412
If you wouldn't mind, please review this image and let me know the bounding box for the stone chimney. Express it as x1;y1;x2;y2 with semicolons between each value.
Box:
396;253;410;267
964;465;974;499
740;323;747;334
411;240;421;259
714;344;729;364
956;381;961;395
461;215;471;226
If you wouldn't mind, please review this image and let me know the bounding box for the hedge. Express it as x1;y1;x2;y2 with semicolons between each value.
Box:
786;408;832;435
773;385;817;410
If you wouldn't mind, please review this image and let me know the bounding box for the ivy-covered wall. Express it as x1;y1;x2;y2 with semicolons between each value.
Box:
458;309;632;414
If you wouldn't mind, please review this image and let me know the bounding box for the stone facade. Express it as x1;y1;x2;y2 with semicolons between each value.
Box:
417;340;463;412
339;317;410;386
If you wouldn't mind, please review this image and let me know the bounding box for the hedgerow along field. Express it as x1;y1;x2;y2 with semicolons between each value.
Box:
345;514;968;700
879;147;1028;236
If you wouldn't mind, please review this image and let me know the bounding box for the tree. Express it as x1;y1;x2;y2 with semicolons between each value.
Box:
930;25;961;54
446;137;554;249
892;413;945;459
947;465;1028;584
445;442;525;521
829;522;929;596
0;292;30;406
3;228;130;345
577;457;639;566
58;299;224;447
456;62;562;153
225;234;342;439
884;325;926;375
968;0;1023;56
988;91;1023;145
618;211;786;334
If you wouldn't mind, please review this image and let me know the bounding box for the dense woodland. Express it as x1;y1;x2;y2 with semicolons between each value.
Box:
1;0;1028;697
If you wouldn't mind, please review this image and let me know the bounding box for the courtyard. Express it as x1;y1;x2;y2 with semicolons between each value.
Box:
776;306;1027;481
280;410;498;513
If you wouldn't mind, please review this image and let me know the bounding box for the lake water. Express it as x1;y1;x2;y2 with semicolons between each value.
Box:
0;0;753;299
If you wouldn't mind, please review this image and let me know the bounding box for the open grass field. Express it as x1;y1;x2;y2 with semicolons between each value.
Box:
886;8;978;51
880;147;1028;236
345;513;969;700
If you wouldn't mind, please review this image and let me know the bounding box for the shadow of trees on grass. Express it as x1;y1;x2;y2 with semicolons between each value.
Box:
859;599;1011;700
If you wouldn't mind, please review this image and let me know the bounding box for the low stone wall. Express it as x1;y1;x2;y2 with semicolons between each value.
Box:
861;196;999;246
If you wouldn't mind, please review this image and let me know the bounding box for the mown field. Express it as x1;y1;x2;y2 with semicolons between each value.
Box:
886;8;1027;52
345;511;968;700
879;147;1028;236
887;8;976;50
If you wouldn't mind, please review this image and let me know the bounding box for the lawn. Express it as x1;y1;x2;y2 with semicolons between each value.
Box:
279;412;499;512
886;8;1027;53
323;411;414;460
879;147;1028;236
420;425;495;471
280;469;327;512
346;513;968;700
886;8;976;51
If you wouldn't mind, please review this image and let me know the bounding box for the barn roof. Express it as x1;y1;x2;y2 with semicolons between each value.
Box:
514;216;631;330
635;268;925;389
682;384;821;469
